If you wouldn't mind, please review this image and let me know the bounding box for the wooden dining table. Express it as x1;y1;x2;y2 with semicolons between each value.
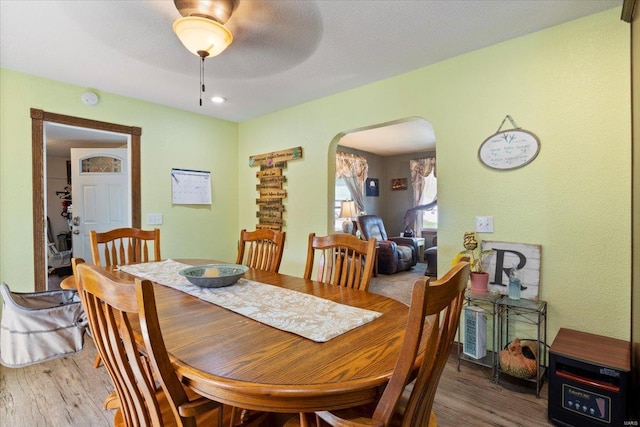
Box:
99;259;425;415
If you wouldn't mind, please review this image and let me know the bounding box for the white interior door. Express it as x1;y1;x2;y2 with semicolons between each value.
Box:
71;148;130;263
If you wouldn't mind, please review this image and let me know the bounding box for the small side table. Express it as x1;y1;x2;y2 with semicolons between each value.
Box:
457;290;500;381
497;296;548;397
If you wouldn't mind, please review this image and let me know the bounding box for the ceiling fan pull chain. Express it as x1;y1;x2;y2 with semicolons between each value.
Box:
198;50;209;107
199;56;204;106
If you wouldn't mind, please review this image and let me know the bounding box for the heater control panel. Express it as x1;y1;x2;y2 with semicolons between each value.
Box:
561;383;611;423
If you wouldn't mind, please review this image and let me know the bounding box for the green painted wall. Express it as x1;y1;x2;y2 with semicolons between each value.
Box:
0;8;631;343
0;69;239;292
238;8;631;341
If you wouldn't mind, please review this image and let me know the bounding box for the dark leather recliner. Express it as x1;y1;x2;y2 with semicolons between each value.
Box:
357;215;418;275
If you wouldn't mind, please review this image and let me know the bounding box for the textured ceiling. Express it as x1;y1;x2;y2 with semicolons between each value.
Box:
1;0;621;124
339;118;436;156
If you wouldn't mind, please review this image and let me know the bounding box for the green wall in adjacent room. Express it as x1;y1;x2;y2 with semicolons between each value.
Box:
0;8;631;343
237;8;631;341
336;145;435;236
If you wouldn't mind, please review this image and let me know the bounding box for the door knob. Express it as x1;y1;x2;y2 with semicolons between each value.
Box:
73;229;80;235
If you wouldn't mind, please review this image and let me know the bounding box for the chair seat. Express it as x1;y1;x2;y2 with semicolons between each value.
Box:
59;276;76;290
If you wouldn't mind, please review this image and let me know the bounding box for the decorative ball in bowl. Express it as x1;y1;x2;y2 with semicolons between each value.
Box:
179;264;248;288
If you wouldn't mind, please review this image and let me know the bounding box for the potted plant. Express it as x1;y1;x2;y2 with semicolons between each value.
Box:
454;231;494;294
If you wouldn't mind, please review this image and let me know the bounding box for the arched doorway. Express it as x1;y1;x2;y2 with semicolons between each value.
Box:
329;117;436;236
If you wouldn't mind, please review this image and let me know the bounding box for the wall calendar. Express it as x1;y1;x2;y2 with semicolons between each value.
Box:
171;168;211;205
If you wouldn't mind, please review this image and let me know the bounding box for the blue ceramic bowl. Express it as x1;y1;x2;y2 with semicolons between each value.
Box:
179;264;248;288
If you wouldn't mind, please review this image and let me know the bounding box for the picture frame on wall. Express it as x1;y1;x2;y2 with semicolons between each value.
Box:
365;178;379;197
391;178;408;191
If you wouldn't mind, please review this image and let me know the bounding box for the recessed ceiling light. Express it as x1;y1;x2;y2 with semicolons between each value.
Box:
211;96;226;104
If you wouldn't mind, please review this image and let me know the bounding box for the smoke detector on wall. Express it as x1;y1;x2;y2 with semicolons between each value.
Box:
81;91;99;106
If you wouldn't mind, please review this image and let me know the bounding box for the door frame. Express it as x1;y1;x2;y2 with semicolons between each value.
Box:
31;108;141;291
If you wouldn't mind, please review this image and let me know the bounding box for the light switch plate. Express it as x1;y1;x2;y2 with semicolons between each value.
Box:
475;216;493;233
146;213;163;225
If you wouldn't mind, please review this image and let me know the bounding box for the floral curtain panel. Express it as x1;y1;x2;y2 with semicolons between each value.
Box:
336;152;368;214
409;157;437;235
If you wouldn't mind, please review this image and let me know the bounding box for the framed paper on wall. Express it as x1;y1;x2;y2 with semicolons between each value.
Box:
365;178;379;197
171;168;212;205
478;129;540;170
391;178;407;191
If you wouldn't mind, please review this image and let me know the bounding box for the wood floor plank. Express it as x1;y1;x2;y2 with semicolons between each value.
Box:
1;339;551;426
434;354;551;427
0;340;113;426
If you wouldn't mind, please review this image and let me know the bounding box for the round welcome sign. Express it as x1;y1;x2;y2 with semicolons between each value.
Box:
478;129;540;170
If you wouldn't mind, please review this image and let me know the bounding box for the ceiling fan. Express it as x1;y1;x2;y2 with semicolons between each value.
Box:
171;0;239;105
172;0;238;59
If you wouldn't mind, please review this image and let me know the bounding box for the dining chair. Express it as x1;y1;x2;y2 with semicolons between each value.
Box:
312;261;470;427
71;257;107;372
74;260;224;427
303;233;377;291
235;229;286;273
86;227;160;370
90;227;161;267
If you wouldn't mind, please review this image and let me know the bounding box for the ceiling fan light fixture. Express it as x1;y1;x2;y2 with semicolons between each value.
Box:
173;16;233;58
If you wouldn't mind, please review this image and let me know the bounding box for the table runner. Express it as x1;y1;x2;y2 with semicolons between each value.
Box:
119;260;382;342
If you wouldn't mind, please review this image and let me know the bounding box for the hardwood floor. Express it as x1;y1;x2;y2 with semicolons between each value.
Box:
436;349;551;426
0;338;114;426
1;338;552;426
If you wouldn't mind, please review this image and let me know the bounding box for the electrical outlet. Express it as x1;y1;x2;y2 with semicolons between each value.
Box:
146;213;163;225
475;216;493;233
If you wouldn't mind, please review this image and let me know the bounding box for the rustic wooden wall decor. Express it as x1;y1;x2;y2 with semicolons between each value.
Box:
482;240;541;300
249;146;303;231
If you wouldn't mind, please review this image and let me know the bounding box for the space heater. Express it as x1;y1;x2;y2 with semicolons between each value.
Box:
463;306;487;359
548;328;632;426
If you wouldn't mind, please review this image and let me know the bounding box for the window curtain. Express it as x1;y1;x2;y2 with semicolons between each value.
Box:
409;157;437;235
336;152;368;214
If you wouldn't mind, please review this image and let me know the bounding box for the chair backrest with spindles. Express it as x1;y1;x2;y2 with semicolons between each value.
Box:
75;261;194;427
315;261;470;427
89;227;160;267
376;261;469;426
235;229;286;273
303;233;376;291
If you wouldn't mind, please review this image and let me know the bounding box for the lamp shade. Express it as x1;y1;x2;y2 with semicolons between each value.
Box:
173;16;233;58
339;201;357;219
